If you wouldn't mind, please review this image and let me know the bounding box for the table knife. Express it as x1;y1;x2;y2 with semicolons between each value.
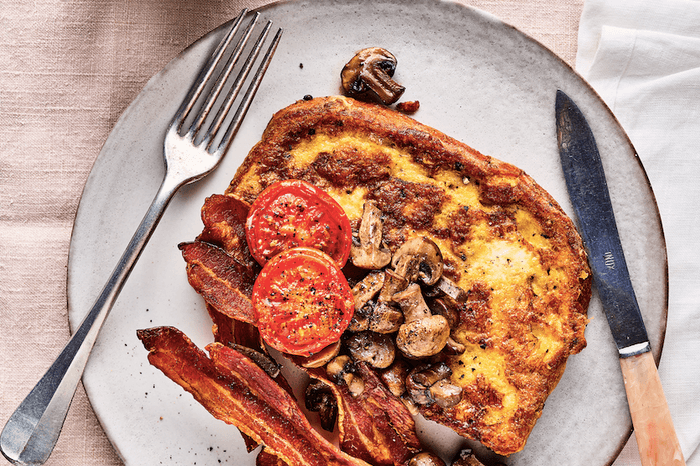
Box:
555;90;685;466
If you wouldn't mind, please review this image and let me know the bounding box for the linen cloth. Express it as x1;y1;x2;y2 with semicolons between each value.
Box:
577;0;700;465
1;0;584;464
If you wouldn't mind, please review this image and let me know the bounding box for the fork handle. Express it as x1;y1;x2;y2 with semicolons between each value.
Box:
0;175;182;466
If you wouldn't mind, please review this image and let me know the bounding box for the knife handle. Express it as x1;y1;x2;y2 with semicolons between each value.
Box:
619;351;685;466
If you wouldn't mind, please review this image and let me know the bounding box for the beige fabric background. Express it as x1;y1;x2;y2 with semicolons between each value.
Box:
1;1;584;465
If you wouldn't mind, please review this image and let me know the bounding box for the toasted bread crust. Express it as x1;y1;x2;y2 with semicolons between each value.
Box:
224;96;590;455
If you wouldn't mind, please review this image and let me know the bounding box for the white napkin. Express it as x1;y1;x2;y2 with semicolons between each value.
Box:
576;0;700;465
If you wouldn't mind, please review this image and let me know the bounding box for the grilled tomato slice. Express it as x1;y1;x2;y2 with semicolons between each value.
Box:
245;179;352;267
252;247;354;356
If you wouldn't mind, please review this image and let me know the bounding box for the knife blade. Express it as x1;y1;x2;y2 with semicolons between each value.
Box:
555;90;685;466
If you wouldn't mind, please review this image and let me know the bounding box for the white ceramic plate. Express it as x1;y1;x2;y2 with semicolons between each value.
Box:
67;1;668;465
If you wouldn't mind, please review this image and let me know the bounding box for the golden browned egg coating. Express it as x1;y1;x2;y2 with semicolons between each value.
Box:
226;95;591;456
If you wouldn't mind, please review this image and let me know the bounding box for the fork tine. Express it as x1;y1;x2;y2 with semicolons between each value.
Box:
210;26;283;154
174;9;249;132
203;21;279;151
188;12;262;139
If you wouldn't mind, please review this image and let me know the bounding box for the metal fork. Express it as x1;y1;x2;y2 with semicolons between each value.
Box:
0;10;281;465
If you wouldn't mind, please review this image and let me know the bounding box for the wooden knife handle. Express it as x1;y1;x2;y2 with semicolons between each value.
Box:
619;351;685;466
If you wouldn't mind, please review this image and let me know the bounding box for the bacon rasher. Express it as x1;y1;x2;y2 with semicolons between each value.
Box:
137;326;370;466
179;240;256;324
196;194;258;271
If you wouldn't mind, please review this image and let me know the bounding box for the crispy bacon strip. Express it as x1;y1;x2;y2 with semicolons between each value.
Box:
179;241;256;324
207;302;236;347
137;326;370;466
206;303;265;452
197;194;258;271
208;304;292;384
302;363;422;466
206;303;261;348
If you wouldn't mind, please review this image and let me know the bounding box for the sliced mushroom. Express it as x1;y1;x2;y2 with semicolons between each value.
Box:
406;363;463;409
411;362;452;387
379;359;410;397
348;270;385;331
393;283;432;322
347;303;371;332
391;237;443;286
351;201;392;269
393;284;450;358
344;331;396;369
407;452;446;466
428;297;460;329
406;363;453;406
350;303;403;334
427;297;465;354
341;47;406;105
430;379;463;409
305;379;338;432
326;355;365;397
378;269;409;303
405;372;433;405
352;271;385;309
432;276;468;303
444;336;466;355
368;302;404;334
228;343;280;378
300;340;341;368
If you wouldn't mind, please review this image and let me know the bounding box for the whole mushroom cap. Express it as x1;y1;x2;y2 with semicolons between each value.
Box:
396;314;450;358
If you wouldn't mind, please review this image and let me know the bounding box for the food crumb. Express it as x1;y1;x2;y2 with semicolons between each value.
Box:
396;100;420;114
